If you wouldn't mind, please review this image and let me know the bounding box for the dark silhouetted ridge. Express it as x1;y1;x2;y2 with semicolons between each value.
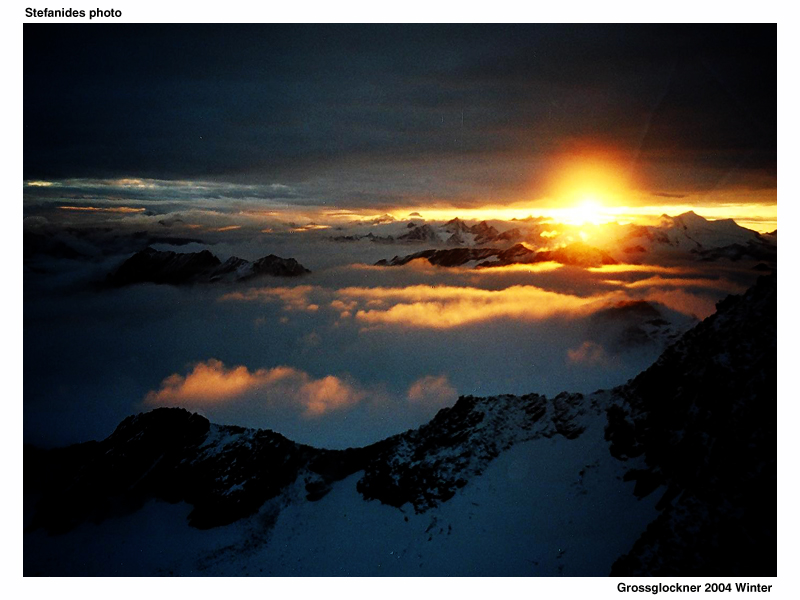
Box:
108;247;310;286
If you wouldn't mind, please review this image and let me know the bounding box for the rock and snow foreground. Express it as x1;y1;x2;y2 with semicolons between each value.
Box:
24;275;776;576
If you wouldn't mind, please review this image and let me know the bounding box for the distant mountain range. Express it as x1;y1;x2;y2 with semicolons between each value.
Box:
108;247;310;286
618;212;776;261
368;211;775;270
25;273;776;576
333;217;528;246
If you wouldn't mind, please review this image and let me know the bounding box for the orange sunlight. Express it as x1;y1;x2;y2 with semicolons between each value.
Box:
334;284;620;328
58;205;146;213
145;359;365;417
383;200;776;233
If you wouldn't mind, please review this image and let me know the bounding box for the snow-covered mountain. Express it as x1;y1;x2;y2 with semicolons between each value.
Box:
108;247;310;286
656;211;762;249
24;274;775;576
332;218;531;247
605;211;775;263
336;211;775;271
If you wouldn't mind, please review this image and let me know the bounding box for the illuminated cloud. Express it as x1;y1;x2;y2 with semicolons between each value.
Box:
26;180;55;187
220;286;320;312
638;289;721;320
217;272;742;328
336;284;618;328
407;375;458;409
145;359;364;418
567;341;609;365
349;261;564;275
587;264;692;275
289;224;331;232
623;276;742;292
58;205;146;213
470;262;564;274
615;276;746;319
301;375;364;417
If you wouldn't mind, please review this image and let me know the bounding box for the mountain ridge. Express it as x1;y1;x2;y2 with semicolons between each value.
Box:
25;273;776;575
108;247;311;286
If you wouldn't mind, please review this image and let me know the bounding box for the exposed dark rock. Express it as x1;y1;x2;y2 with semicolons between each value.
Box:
476;243;537;266
109;247;221;285
607;274;776;575
376;247;502;268
355;392;583;512
376;241;615;269
397;223;440;242
25;408;367;533
587;300;693;352
471;220;500;244
694;240;777;263
442;218;472;234
108;247;310;286
495;227;522;242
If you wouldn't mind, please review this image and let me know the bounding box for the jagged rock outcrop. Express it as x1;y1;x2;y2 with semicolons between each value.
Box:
375;247;510;268
356;391;591;512
694;241;777;263
25;409;366;532
397;223;441;242
606;274;776;575
25;389;595;533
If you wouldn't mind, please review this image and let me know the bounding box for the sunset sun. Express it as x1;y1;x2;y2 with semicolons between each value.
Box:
541;196;612;227
566;197;606;226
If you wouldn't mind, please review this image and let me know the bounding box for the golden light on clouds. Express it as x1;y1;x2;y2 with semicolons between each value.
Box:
144;359;365;418
406;374;458;409
144;359;459;418
58;205;146;213
146;359;274;405
587;264;692;275
375;199;775;233
221;282;620;327
567;341;610;366
335;284;617;328
347;260;564;275
220;273;737;328
220;286;319;312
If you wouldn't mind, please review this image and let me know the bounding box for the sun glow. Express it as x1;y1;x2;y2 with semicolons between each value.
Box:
554;197;607;226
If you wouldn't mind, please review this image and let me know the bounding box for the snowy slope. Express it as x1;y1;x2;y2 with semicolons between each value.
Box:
24;275;776;576
25;410;661;576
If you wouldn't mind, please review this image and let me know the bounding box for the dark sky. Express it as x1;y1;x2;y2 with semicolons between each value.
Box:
24;24;776;206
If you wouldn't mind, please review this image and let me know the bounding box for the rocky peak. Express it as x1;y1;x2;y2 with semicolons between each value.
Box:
109;248;310;286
